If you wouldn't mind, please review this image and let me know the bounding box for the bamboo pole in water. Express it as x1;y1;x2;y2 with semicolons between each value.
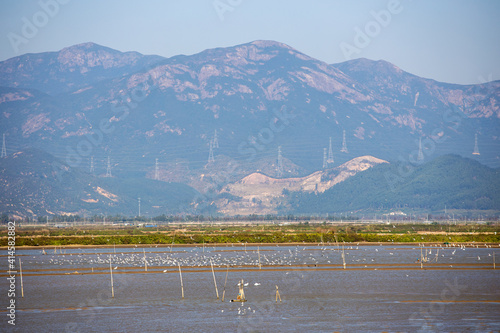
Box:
494;252;496;270
178;263;184;299
143;249;147;272
258;246;261;269
170;234;175;253
420;245;423;269
210;259;219;299
222;265;229;302
110;257;114;298
342;245;346;269
19;258;24;298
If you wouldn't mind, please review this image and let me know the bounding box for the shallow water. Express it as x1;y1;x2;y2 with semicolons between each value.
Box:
1;244;499;332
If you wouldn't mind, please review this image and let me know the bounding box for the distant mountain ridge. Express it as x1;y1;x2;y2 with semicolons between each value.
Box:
0;41;499;218
0;40;498;176
333;58;500;119
0;42;164;95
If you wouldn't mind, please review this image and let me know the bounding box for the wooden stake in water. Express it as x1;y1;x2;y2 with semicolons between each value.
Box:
494;252;496;270
178;263;184;299
342;245;346;269
210;259;219;299
19;258;24;298
420;245;423;269
258;246;261;269
170;234;175;253
275;285;281;303
143;249;147;272
109;257;114;298
222;265;229;302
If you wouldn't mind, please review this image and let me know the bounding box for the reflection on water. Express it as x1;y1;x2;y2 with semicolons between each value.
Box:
1;244;499;332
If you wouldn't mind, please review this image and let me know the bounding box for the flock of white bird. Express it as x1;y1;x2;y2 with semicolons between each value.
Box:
23;242;497;271
17;242;497;317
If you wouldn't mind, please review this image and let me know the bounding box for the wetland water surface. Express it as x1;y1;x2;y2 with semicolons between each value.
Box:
1;244;499;332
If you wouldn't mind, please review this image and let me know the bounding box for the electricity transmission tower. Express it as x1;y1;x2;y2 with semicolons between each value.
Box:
138;197;141;217
1;134;6;158
323;148;327;169
473;133;480;155
105;156;112;177
208;140;215;163
417;137;424;161
277;146;284;178
154;158;159;180
327;137;334;164
340;130;348;153
213;129;219;148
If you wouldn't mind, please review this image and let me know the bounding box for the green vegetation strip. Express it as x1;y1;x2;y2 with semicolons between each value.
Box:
3;232;500;247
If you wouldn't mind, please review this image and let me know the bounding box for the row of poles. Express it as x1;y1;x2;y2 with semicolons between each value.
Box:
17;246;498;300
107;248;282;303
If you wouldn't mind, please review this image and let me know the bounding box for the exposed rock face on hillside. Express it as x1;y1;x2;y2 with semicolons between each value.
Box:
217;156;388;215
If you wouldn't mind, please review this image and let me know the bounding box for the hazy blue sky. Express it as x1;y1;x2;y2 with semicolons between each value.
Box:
1;0;499;84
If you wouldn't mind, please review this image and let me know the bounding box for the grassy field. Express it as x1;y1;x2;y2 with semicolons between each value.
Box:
2;221;499;247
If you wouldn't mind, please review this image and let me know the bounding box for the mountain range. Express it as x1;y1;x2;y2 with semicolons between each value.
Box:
0;40;499;218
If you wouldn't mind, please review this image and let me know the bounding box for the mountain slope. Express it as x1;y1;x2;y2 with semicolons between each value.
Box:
333;58;500;119
0;41;497;178
285;154;500;214
0;148;199;218
216;156;387;215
